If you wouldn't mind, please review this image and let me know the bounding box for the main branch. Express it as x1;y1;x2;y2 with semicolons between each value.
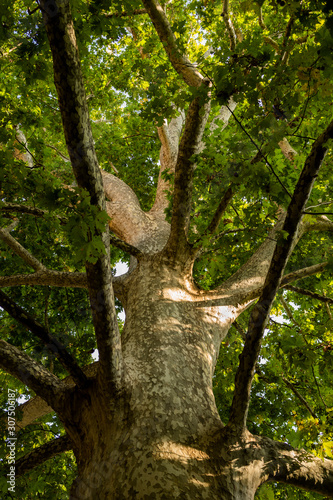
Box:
40;0;123;395
4;363;99;430
227;118;333;433
164;96;210;262
259;437;333;497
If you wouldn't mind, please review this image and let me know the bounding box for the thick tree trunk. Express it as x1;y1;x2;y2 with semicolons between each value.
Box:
66;258;256;499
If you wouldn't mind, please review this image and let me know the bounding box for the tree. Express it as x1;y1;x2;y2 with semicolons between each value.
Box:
0;0;333;497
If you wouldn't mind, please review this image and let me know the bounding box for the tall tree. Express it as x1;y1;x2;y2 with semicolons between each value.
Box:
1;0;333;498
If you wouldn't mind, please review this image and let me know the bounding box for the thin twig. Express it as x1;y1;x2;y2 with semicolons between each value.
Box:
226;105;292;198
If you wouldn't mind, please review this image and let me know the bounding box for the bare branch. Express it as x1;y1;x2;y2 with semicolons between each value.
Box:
260;437;333;497
15;127;34;168
109;233;142;258
141;0;204;87
0;226;46;271
264;35;280;51
227;118;333;433
45;143;70;161
16;435;72;477
210;97;237;132
281;377;317;418
0;290;88;389
301;214;333;233
41;0;123;394
0;203;47;218
105;9;147;18
280;262;328;288
279;16;295;65
0;339;67;411
222;0;237;51
4;363;99;430
0;202;67;224
284;285;333;304
165;95;210;260
0;270;87;289
151;113;185;215
278;137;297;162
258;6;266;30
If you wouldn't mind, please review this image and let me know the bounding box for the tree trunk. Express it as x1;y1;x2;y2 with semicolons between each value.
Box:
66;257;257;499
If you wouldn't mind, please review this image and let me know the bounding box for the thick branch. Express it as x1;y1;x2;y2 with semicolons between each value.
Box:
0;270;87;289
0;339;67;411
151;113;185;215
109;233;142;258
281;262;328;288
260;437;333;497
5;363;99;430
16;435;72;477
302;214;333;234
141;0;204;87
227;118;333;433
0;290;88;389
165;96;210;259
41;0;123;394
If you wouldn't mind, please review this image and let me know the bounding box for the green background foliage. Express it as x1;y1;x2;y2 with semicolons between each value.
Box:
0;0;332;497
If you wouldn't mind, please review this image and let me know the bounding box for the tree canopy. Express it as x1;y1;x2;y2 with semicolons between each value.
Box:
0;0;333;498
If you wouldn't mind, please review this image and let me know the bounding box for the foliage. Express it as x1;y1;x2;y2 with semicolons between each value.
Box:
0;0;333;497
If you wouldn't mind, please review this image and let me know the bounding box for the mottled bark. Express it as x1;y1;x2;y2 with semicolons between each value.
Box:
2;1;333;498
141;0;204;87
